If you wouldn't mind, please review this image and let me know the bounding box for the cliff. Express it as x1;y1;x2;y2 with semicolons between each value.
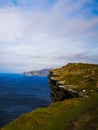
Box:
23;69;49;77
1;63;98;130
49;63;98;102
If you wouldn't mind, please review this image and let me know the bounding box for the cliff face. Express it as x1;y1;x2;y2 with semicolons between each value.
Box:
23;69;49;76
49;63;98;102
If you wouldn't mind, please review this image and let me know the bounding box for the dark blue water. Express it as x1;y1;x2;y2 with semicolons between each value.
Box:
0;73;50;128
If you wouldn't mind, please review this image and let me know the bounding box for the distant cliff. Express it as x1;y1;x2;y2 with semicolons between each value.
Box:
49;63;98;102
23;69;50;77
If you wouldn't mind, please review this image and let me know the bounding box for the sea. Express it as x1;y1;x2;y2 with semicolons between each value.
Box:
0;73;50;128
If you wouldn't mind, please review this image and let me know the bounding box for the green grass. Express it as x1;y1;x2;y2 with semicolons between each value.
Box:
1;94;98;130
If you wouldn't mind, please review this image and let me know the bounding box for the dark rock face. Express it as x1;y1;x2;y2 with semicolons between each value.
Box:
49;77;81;102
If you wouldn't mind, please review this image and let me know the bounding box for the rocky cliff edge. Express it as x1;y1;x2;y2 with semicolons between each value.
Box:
48;63;98;102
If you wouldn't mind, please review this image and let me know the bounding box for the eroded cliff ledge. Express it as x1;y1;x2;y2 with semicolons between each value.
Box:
48;63;98;102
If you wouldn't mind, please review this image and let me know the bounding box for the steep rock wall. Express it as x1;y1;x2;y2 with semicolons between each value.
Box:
48;72;82;102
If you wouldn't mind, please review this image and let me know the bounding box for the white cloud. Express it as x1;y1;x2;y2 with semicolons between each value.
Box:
0;0;98;72
0;7;24;42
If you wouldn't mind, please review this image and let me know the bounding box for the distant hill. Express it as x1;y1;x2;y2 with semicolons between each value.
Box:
23;69;50;76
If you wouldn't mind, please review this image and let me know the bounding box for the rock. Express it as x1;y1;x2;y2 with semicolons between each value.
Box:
82;89;86;92
48;63;98;102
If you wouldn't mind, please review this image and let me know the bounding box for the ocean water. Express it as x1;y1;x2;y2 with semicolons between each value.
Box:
0;73;50;128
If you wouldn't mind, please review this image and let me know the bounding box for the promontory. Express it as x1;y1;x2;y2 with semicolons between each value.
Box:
1;63;98;130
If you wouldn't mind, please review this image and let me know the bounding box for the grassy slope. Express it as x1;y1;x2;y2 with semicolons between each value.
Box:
1;63;98;130
1;94;98;130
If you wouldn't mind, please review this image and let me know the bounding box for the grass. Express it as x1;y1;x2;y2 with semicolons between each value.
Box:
1;94;98;130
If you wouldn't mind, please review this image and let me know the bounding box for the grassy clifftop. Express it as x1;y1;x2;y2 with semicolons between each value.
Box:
1;63;98;130
50;63;98;91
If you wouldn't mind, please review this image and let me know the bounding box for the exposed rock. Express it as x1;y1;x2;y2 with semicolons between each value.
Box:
48;63;98;102
49;77;82;102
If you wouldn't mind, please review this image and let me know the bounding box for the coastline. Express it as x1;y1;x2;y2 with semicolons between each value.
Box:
1;63;98;130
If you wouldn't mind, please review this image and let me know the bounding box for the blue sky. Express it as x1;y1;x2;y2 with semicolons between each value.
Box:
0;0;98;73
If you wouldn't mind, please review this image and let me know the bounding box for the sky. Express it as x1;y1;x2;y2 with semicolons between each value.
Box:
0;0;98;73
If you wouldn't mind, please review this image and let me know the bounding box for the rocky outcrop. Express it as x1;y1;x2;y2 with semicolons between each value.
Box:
49;73;82;102
48;63;98;102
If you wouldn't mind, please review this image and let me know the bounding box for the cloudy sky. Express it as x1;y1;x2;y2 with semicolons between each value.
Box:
0;0;98;73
